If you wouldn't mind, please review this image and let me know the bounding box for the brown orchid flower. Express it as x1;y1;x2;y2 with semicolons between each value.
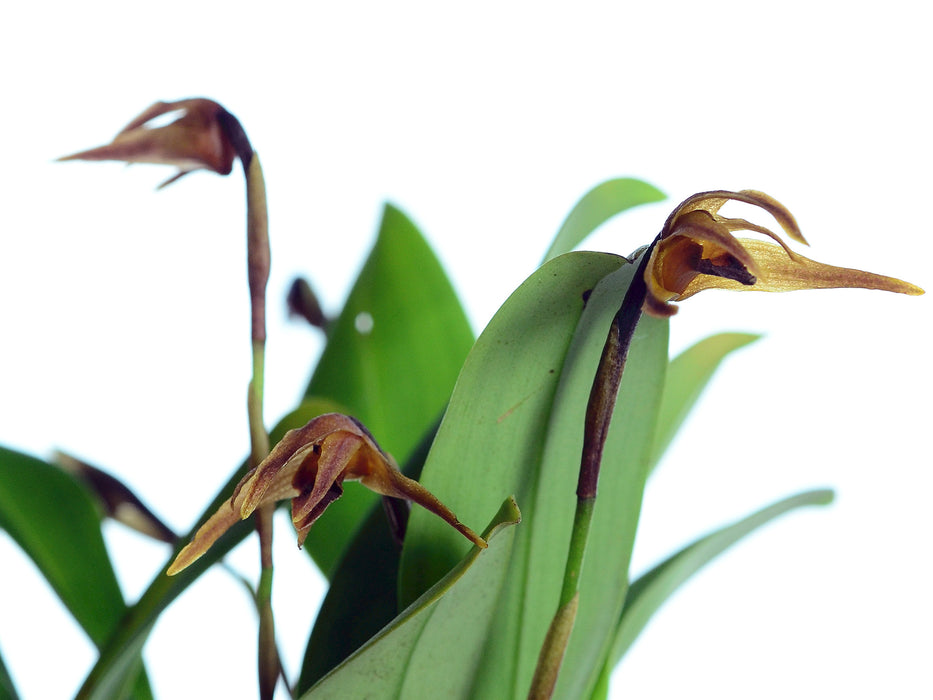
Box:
167;413;486;575
643;190;924;316
57;98;237;188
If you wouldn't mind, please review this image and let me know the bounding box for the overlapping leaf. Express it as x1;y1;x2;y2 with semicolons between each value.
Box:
296;420;439;692
0;643;18;700
74;398;341;700
0;447;153;698
607;488;835;668
397;251;669;699
650;332;760;469
300;497;521;699
301;203;474;577
541;178;665;263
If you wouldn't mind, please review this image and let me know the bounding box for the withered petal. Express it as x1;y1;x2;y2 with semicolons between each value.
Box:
288;431;363;524
57;98;236;184
166;500;242;576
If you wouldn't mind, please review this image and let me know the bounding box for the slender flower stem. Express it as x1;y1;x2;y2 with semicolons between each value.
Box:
529;240;658;700
218;111;277;699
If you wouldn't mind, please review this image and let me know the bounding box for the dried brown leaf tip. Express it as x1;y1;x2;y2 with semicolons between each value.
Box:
58;98;237;188
643;189;924;316
167;413;486;575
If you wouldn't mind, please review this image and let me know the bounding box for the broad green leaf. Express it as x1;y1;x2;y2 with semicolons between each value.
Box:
541;178;666;263
650;333;760;470
296;418;439;693
399;251;670;699
0;448;155;698
606;488;834;670
75;398;340;700
0;644;19;700
301;497;521;699
302;203;474;577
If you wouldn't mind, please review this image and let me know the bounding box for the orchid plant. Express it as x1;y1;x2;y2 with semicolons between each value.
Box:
0;99;922;700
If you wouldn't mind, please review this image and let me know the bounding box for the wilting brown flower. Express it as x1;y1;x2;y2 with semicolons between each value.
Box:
167;413;486;575
58;98;237;188
643;190;924;316
55;451;177;544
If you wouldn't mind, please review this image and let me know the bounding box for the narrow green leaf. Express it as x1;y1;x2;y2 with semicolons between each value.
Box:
301;497;521;699
650;332;760;470
541;178;666;263
399;251;669;699
75;398;340;700
302;203;474;577
606;489;835;669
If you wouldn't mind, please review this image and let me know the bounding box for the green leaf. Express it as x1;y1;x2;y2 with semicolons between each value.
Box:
302;203;475;577
300;497;521;699
0;447;154;699
0;644;19;700
541;178;666;263
75;398;340;700
0;447;126;646
650;333;760;470
605;488;835;670
296;419;439;693
399;251;670;699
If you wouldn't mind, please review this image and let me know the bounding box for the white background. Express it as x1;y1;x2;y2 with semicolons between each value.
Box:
1;2;930;698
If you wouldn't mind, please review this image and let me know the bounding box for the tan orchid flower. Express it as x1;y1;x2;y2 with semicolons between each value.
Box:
58;98;237;188
643;189;924;316
167;413;486;575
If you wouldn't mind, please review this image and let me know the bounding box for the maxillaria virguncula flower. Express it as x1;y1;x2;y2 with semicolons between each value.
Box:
58;98;237;188
643;189;923;316
167;413;486;575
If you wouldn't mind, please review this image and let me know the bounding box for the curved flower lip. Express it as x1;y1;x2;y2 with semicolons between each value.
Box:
167;413;487;576
57;98;236;189
643;189;924;317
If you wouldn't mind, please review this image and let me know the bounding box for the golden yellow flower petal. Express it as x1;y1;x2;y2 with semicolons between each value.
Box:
672;190;806;245
677;238;924;299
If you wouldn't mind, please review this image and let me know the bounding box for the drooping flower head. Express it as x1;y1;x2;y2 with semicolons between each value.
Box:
643;189;923;316
58;98;237;188
168;413;486;576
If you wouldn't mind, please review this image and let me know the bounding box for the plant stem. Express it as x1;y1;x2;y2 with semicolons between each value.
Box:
219;110;277;699
528;241;657;699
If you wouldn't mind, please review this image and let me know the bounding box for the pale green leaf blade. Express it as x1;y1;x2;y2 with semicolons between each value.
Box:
300;497;521;699
650;333;760;470
542;178;665;263
399;251;669;699
303;203;474;577
607;488;835;668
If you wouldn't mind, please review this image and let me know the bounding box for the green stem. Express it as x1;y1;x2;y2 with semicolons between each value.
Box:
528;240;658;699
221;110;277;698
